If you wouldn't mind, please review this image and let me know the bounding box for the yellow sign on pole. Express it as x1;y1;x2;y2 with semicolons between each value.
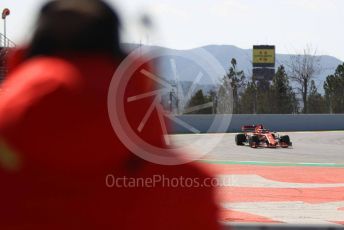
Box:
253;46;275;66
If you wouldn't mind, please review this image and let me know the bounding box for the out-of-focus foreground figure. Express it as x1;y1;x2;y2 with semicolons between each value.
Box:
0;0;219;229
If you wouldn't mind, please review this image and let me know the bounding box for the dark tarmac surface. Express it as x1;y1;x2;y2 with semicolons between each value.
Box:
171;131;344;164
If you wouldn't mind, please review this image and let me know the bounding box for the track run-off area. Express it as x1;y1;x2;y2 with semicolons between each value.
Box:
172;131;344;226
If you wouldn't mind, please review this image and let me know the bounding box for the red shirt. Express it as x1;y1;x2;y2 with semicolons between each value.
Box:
0;53;219;229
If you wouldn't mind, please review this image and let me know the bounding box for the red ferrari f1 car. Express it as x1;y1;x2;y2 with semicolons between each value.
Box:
235;124;292;148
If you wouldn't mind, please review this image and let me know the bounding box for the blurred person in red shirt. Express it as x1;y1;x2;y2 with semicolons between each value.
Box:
0;0;219;229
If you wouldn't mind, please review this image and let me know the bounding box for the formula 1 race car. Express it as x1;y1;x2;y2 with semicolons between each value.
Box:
235;124;292;148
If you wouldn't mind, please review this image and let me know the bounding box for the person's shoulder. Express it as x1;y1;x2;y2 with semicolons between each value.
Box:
0;57;83;129
4;57;83;91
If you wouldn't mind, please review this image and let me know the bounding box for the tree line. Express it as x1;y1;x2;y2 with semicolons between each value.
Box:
185;58;344;114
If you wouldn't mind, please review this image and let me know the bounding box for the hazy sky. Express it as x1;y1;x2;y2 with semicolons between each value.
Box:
1;0;343;61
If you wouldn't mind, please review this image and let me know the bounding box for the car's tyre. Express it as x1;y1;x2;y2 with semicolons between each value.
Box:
249;135;259;148
280;135;291;146
235;134;246;145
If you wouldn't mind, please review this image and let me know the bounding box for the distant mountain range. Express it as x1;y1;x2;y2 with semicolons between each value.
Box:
122;44;343;95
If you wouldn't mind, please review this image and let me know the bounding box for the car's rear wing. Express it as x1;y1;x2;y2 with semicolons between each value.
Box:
241;124;264;132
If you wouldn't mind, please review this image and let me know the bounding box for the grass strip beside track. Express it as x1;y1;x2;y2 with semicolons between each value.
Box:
200;160;344;168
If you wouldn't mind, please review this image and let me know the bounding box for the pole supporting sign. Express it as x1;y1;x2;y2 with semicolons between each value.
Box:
253;68;275;81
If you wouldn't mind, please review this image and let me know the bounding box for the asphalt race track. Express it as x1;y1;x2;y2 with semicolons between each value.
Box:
172;131;344;225
171;131;344;164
